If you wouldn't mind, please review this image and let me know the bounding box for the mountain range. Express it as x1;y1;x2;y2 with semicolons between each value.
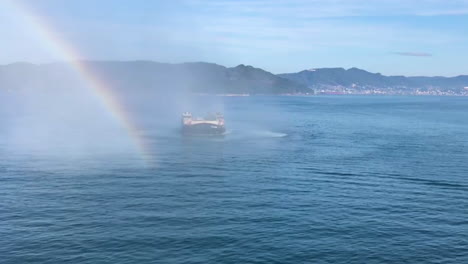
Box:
0;61;308;95
279;68;468;94
1;61;467;95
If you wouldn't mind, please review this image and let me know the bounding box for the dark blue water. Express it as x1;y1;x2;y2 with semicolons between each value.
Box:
1;96;467;263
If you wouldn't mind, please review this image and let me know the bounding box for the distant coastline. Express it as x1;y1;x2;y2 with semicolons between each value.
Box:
1;61;467;96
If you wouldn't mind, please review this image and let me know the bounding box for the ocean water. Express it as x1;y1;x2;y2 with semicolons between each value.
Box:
1;96;467;263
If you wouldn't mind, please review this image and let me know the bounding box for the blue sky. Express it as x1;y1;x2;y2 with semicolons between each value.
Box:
1;0;468;76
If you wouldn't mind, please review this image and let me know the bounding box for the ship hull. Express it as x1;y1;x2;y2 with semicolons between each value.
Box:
182;123;226;135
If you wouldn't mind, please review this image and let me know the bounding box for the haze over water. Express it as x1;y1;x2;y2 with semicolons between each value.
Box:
1;95;467;263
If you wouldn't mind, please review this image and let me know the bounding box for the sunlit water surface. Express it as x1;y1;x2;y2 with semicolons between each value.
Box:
1;96;467;263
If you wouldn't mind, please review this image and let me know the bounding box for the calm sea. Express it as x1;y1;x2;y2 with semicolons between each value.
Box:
1;96;467;263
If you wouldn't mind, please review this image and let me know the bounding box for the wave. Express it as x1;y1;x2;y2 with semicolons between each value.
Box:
250;130;288;138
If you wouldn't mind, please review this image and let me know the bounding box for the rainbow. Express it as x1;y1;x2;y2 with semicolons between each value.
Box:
6;0;152;164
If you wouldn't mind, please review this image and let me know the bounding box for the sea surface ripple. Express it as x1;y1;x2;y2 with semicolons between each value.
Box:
1;96;467;263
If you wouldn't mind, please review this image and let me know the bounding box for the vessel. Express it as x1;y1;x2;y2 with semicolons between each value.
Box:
181;112;226;135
